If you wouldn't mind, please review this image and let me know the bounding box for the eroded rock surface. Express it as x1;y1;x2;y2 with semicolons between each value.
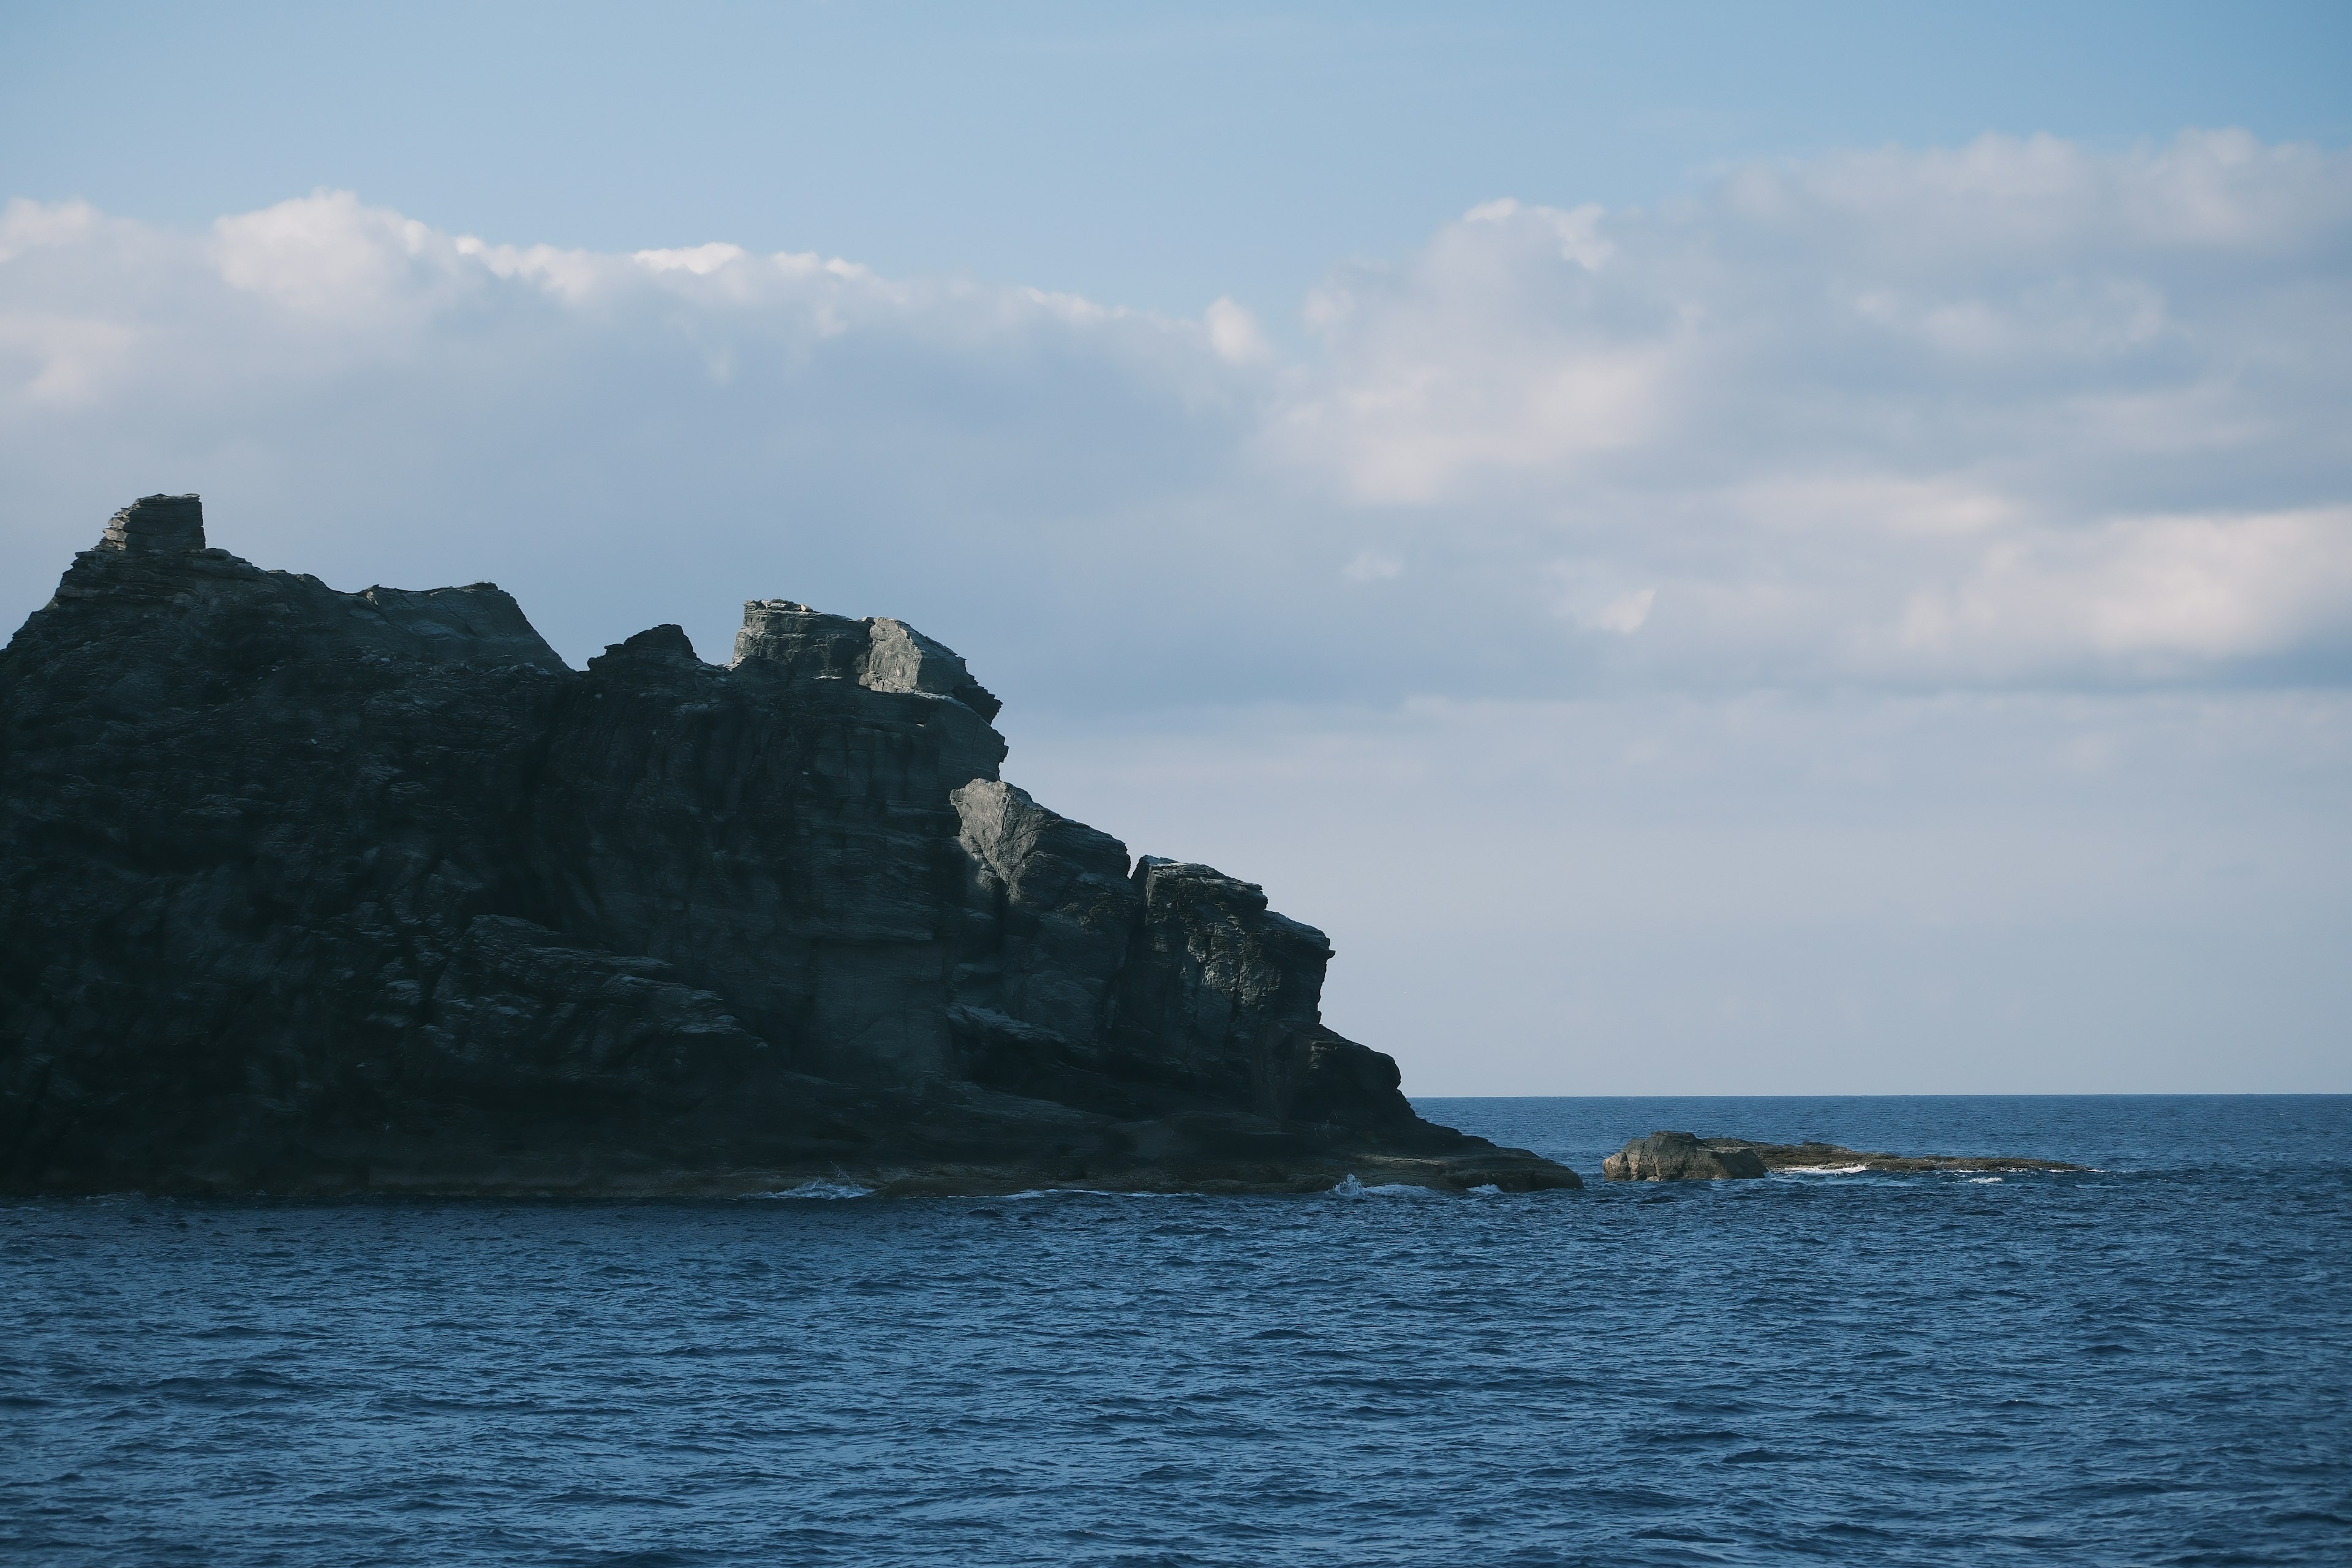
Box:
0;496;1579;1196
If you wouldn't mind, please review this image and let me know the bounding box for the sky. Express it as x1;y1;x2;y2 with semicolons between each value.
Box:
3;2;2347;1093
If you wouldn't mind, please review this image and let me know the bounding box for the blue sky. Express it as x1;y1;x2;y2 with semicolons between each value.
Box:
7;1;2346;318
3;3;2347;1091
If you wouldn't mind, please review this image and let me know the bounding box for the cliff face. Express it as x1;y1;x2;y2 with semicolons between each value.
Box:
0;496;1578;1195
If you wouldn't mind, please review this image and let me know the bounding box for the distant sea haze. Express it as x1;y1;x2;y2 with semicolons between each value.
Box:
6;1095;2348;1566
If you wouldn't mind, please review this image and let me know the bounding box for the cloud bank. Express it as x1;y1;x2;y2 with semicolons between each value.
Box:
5;128;2348;707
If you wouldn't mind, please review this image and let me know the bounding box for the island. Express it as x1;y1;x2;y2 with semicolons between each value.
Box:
0;496;1580;1197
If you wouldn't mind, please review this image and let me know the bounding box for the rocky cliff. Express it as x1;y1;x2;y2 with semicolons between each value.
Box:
0;496;1578;1196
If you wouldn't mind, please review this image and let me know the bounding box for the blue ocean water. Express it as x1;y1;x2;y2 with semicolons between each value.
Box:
4;1095;2349;1567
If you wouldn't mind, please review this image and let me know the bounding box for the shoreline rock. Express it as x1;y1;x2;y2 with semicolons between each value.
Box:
1603;1131;2085;1180
1602;1131;1767;1182
0;496;1580;1198
1705;1139;2085;1175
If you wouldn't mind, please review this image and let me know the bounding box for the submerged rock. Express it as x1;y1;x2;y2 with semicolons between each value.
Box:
0;496;1578;1197
1602;1131;1768;1182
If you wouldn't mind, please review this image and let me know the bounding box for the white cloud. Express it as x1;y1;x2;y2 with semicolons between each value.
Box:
1204;295;1268;364
1545;563;1658;634
0;312;139;406
630;243;750;277
1279;198;1677;503
212;190;451;318
1270;129;2352;685
1586;588;1656;636
0;189;1258;695
1897;508;2352;668
0;196;103;264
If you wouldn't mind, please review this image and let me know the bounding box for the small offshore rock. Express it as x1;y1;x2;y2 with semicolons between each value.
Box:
1705;1139;2084;1174
1602;1131;1767;1182
1601;1134;2086;1180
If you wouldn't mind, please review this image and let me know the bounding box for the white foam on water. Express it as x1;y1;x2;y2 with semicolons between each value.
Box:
753;1179;873;1200
1469;1184;1505;1196
1967;1175;2004;1184
989;1188;1193;1201
1328;1175;1441;1199
1776;1164;1872;1175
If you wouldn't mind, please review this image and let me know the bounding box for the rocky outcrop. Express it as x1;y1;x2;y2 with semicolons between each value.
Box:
1703;1139;2084;1174
1603;1132;2084;1180
1602;1131;1767;1181
0;496;1579;1196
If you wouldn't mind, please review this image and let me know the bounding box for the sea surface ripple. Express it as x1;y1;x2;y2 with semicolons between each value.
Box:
5;1095;2348;1566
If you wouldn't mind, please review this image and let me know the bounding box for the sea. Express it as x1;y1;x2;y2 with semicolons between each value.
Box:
4;1095;2348;1567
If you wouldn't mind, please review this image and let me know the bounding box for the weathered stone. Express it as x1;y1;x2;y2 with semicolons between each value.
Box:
1602;1131;1768;1181
99;493;206;554
733;600;1002;720
0;495;1581;1197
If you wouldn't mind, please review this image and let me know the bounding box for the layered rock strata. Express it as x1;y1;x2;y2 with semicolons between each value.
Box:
0;496;1579;1196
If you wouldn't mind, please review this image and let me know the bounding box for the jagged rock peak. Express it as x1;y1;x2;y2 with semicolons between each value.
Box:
593;623;701;667
733;597;1002;721
100;494;206;554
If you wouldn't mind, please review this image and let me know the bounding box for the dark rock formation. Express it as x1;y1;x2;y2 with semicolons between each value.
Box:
1702;1139;2084;1174
1602;1131;2084;1180
1602;1131;1767;1182
0;496;1579;1197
